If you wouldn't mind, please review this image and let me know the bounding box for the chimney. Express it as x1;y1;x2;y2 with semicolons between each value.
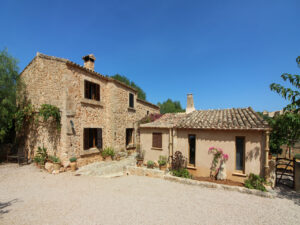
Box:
186;93;195;114
82;54;96;71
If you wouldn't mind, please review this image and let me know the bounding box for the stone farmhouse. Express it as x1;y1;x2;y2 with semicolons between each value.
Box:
20;53;159;166
140;94;271;182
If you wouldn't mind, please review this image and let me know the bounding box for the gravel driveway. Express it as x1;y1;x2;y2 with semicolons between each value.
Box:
0;164;299;225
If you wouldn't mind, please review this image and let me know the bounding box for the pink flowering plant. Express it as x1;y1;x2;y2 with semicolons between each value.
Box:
208;147;229;178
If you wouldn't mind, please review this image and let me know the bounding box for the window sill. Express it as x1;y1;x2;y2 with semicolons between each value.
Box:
151;147;163;151
80;147;101;156
187;165;197;170
232;172;247;177
128;107;136;112
81;99;103;107
126;144;136;150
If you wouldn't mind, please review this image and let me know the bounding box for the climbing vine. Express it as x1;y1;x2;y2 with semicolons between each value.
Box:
15;103;61;132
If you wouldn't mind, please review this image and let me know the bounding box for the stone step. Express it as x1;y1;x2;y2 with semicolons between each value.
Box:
76;154;136;178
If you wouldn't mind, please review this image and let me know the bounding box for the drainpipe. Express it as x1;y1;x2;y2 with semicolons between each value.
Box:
264;130;270;179
169;128;173;161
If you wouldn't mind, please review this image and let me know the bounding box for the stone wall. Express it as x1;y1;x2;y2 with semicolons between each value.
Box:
21;53;160;166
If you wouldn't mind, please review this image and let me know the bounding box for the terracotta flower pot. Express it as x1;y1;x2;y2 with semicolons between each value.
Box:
159;164;167;171
53;163;61;171
104;156;112;162
137;159;143;167
70;162;77;171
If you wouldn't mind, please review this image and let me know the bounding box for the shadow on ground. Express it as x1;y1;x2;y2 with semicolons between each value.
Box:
275;185;300;206
0;199;20;217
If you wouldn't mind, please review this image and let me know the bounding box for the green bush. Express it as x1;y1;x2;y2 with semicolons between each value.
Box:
69;157;77;162
158;155;167;166
294;154;300;160
101;147;115;158
147;160;154;168
171;168;192;179
244;173;267;192
33;156;41;163
36;146;48;164
49;155;61;163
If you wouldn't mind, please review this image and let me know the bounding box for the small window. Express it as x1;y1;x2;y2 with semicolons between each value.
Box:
126;128;134;146
84;128;102;150
152;133;162;148
236;137;245;171
129;93;134;108
84;80;100;101
188;135;196;166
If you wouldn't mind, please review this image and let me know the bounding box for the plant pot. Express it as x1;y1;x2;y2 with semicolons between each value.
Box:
70;162;77;171
53;162;61;171
159;164;167;171
38;164;45;169
137;159;143;167
147;165;154;169
104;156;112;162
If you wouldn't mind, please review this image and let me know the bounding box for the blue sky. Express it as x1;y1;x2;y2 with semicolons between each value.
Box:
1;0;299;112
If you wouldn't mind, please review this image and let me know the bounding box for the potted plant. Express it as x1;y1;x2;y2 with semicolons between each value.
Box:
49;155;61;171
158;155;167;170
147;160;154;169
101;147;115;161
136;150;145;167
69;157;77;171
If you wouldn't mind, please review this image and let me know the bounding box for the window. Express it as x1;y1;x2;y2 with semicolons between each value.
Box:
152;133;162;149
188;135;196;166
84;128;102;150
84;80;100;101
126;128;134;146
129;93;134;108
236;137;245;171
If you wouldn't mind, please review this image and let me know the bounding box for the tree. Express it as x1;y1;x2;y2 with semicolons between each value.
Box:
110;74;146;100
0;49;19;143
270;56;300;112
157;99;185;114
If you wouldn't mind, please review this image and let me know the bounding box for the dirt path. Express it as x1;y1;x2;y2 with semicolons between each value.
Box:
0;164;299;225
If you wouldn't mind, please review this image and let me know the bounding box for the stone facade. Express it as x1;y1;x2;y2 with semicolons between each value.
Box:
20;53;159;166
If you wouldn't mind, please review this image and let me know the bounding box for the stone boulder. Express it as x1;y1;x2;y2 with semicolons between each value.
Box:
45;162;54;173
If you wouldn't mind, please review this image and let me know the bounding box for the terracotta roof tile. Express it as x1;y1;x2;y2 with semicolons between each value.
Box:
141;107;269;130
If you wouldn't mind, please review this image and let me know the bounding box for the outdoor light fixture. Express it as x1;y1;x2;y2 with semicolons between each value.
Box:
70;120;74;129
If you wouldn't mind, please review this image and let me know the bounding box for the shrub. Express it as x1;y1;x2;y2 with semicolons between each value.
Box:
36;146;48;164
101;147;115;158
69;157;77;163
158;155;167;166
171;168;192;179
147;160;154;168
295;154;300;160
38;104;61;130
33;156;41;163
49;155;61;164
171;151;186;170
244;173;267;192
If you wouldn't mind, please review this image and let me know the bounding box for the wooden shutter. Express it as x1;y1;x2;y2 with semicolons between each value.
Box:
84;81;89;99
97;128;102;149
95;84;100;101
84;128;89;150
152;133;162;148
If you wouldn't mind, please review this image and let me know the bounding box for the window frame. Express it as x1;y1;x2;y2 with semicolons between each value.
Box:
235;136;245;172
83;128;102;150
84;80;100;101
152;132;162;149
188;134;196;167
129;93;134;108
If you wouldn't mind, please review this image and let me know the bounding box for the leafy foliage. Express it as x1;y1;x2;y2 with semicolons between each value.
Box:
0;49;19;143
270;56;300;112
39;104;61;130
69;156;77;162
157;99;185;114
158;155;167;166
110;74;146;100
147;160;154;168
101;147;115;158
244;173;267;192
49;155;61;163
36;146;48;165
171;168;192;179
139;113;163;124
171;151;187;170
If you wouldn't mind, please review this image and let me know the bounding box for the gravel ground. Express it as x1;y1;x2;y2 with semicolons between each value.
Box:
0;164;299;225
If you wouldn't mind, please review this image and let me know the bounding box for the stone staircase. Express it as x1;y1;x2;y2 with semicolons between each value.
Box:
75;154;136;178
